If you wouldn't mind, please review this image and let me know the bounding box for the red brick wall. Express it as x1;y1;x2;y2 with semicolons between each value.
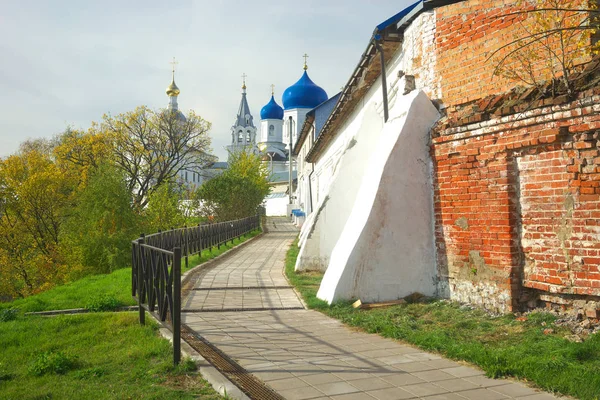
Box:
432;95;600;312
434;0;592;110
435;0;529;107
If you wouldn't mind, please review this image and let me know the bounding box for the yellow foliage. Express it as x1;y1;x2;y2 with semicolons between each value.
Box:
494;0;598;95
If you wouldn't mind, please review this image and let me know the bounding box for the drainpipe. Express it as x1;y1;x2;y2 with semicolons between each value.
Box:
307;125;315;214
374;34;389;122
288;116;293;205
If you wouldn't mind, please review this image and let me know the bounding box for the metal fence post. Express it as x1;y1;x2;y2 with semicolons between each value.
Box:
138;234;146;325
184;225;189;271
173;247;181;365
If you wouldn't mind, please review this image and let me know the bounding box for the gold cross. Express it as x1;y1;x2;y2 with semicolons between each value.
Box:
270;84;275;95
303;53;309;70
169;57;178;73
241;73;247;89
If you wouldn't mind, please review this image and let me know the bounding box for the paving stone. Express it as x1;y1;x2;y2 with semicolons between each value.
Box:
421;394;469;400
183;218;561;400
516;394;562;400
433;378;480;392
402;382;449;397
412;369;456;382
490;383;541;397
457;388;510;399
347;377;394;391
367;387;417;399
330;392;378;400
277;386;326;400
312;381;360;396
441;365;484;378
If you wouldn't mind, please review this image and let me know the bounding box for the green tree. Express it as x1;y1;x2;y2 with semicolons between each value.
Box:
143;181;186;232
60;164;140;277
196;150;270;221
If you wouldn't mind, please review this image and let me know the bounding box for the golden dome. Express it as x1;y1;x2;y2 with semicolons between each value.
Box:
166;73;180;97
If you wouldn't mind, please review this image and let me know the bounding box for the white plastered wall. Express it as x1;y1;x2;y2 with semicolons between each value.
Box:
316;90;439;303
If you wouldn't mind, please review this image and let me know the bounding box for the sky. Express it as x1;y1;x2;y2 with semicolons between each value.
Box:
0;0;415;161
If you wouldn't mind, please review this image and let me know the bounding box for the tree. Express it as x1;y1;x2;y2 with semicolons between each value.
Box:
143;181;186;232
195;150;271;222
53;127;114;186
0;149;77;297
102;106;214;208
60;164;141;277
492;0;599;97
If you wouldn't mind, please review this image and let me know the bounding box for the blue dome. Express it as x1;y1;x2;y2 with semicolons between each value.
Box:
260;95;284;120
282;71;328;110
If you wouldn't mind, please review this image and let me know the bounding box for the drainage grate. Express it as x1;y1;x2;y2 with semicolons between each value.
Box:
180;324;285;400
193;286;292;291
183;306;305;313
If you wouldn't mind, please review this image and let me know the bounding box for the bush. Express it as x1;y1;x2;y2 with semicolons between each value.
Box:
61;164;141;276
85;295;121;312
28;351;79;376
0;308;18;322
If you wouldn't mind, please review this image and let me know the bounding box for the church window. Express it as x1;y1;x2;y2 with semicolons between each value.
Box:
269;125;274;136
185;171;188;181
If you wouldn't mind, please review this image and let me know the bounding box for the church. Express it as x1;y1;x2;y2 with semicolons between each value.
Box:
226;59;329;216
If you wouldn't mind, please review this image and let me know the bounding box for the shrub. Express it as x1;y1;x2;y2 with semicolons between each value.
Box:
0;308;18;322
85;295;121;312
28;351;79;376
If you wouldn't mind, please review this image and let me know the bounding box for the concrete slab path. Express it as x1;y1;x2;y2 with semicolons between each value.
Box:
183;217;561;400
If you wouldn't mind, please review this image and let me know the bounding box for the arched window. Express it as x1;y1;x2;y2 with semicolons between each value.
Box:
269;125;274;136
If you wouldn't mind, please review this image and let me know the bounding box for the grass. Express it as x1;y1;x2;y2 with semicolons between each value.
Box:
285;239;600;400
0;228;262;399
0;312;221;400
1;228;261;314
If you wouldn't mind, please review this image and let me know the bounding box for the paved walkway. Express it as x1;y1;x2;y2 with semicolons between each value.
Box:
183;218;560;400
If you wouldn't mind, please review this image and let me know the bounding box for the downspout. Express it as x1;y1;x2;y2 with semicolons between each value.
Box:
288;116;293;205
374;34;389;122
307;126;315;214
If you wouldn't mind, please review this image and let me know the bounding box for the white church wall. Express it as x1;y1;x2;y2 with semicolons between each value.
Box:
316;90;439;303
294;11;441;301
283;108;310;151
398;11;440;101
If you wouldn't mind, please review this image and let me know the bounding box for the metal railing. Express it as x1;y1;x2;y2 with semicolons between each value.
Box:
131;215;260;364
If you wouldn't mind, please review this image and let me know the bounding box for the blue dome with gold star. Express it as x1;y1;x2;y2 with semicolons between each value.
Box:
260;95;284;120
282;71;328;110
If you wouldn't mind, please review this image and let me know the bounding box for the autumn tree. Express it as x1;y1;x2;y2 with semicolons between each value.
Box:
102;106;214;208
0;147;77;297
492;0;599;97
53;126;114;186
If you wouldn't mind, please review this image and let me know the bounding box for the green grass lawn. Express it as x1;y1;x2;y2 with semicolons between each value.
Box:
0;312;221;400
1;229;261;314
0;228;261;400
285;239;600;400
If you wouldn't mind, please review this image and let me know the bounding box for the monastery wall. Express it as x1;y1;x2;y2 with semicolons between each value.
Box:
432;88;600;312
428;0;599;312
